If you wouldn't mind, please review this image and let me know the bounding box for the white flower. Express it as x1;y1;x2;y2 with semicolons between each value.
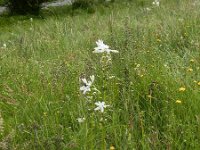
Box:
77;117;85;123
80;75;95;94
94;101;109;113
108;76;116;79
152;0;160;6
93;40;118;54
30;18;33;22
3;43;6;48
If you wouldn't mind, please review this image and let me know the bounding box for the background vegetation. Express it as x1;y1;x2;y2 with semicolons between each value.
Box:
0;0;6;6
0;0;200;149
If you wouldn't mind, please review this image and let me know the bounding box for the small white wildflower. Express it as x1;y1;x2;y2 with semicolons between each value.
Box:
152;0;160;6
144;7;151;11
77;117;85;123
94;101;110;113
30;18;33;22
80;75;95;94
108;76;115;79
3;43;6;48
93;40;118;54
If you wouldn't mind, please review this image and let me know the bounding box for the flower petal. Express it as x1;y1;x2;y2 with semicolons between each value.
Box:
90;75;95;83
82;78;88;84
80;86;86;91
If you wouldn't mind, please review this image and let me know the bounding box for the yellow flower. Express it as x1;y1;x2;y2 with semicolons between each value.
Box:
179;87;186;92
147;95;152;98
176;100;182;104
110;146;115;150
156;38;161;42
187;68;193;72
190;59;195;63
43;112;47;116
140;74;144;77
198;82;200;86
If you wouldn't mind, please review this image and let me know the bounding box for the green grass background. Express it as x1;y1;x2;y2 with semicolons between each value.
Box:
0;0;200;149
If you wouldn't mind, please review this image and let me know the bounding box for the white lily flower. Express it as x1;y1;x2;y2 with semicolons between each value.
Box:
80;75;95;94
152;0;160;6
77;117;85;123
94;101;109;113
93;40;118;54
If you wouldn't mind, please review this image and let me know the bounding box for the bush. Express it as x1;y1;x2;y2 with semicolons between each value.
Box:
8;0;46;15
0;0;7;6
72;0;94;10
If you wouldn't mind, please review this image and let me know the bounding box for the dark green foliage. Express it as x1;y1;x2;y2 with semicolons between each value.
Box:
8;0;46;15
0;0;7;6
72;0;94;10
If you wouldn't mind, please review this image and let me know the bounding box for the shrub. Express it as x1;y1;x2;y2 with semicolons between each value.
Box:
8;0;46;15
72;0;94;10
0;0;7;6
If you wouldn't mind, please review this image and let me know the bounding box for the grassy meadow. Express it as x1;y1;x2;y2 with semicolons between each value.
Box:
0;0;200;149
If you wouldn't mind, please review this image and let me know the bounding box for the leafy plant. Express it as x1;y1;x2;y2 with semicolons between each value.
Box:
8;0;46;15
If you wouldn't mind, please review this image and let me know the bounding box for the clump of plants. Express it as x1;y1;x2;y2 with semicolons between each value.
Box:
71;0;115;14
72;0;96;13
8;0;47;15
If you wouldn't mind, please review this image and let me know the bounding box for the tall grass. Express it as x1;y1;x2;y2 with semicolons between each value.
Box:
0;0;200;149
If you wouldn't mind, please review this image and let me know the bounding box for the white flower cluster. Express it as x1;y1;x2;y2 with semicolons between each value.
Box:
152;0;160;7
78;40;118;122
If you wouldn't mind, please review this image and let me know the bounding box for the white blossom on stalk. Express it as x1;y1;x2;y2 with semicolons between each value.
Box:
77;117;85;123
80;75;95;94
93;40;118;54
152;0;160;6
94;101;109;113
